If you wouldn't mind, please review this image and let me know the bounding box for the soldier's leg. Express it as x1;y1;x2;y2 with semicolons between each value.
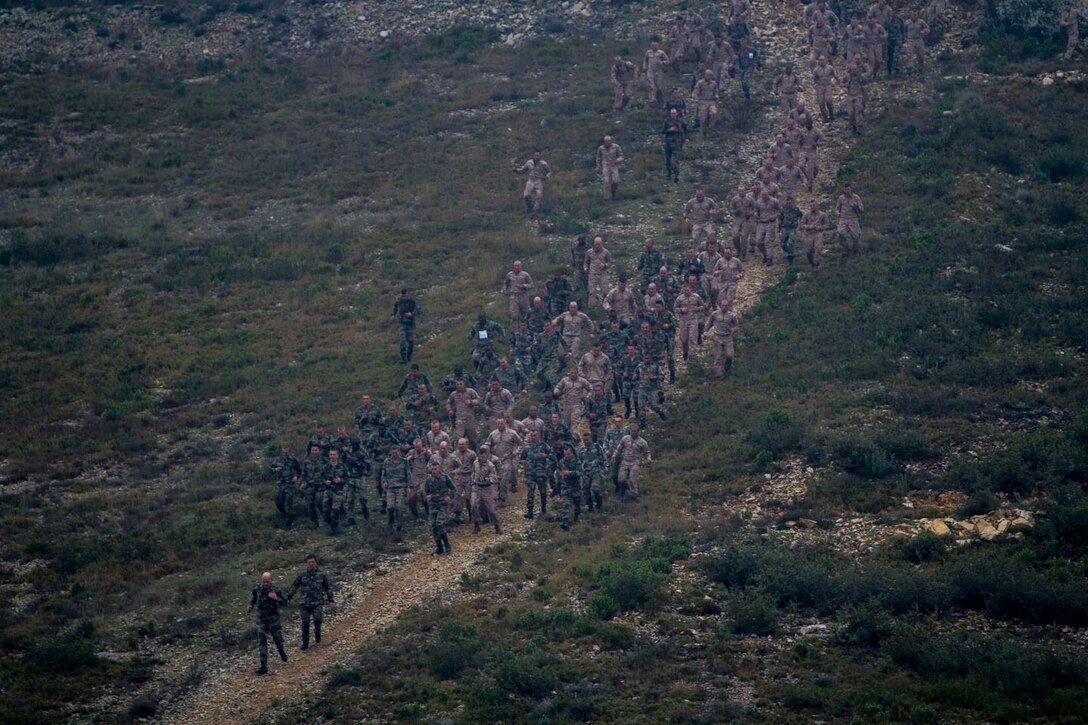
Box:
307;489;320;526
713;337;725;377
431;513;444;554
275;486;288;518
271;622;287;661
561;492;572;530
609;168;620;200
627;464;641;497
525;475;537;518
591;472;603;511
724;337;735;374
581;475;593;510
313;607;323;644
637;389;649;427
300;608;312;649
257;624;270;672
405;327;415;362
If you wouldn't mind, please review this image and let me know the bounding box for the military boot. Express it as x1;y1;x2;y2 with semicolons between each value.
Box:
442;533;452;554
301;625;309;650
256;660;268;676
611;182;619;198
314;622;321;644
524;196;534;213
595;492;603;511
361;501;370;520
387;509;396;530
278;644;289;662
433;532;444;556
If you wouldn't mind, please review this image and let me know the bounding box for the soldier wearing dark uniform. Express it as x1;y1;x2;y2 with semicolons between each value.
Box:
286;554;334;650
391;288;418;364
270;446;301;528
248;572;289;675
424;463;456;555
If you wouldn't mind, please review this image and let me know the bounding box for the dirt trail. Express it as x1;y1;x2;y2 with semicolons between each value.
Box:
159;0;918;720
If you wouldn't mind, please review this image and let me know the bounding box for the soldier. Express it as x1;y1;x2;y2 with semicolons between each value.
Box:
484;380;515;428
884;8;905;78
440;364;477;396
732;38;762;102
525;295;549;335
446;378;481;449
381;445;411;532
519;429;555;520
867;0;893;26
845;61;867;135
637;238;666;290
545;410;574;455
578;431;608;512
644;40;671;106
579;342;614;393
683;7;706;62
844;16;867;63
615;425;652;499
643;282;666;314
809;18;836;70
407;438;431;520
286;554;335;651
509;321;537;381
450;437;477;525
779;195;804;265
395;363;432;398
534;319;567;391
706;298;739;377
617;345;641;420
650;300;678;384
706;34;735;88
864;17;888;79
602;414;629;494
492;356;526;396
835;184;865;254
801;199;830;269
582;383;614;443
604;276;638;326
270;446;301;528
611;55;639;111
754;189;782;265
516;150;551;213
1061;2;1082;60
424;419;451;454
677;246;706;287
486;417;523;502
690;69;719;135
768;134;795;168
555;445;583;531
424;462;456;555
773;62;803;113
673;281;705;361
730;185;757;258
554;366;594;432
472;445;502;534
430;438;457;478
502;260;534;327
636;353;667;427
903;11;929;76
544;269;573;317
775;156;808;201
781;116;803;149
307;426;332;460
813;55;839;123
520;405;547;437
584;236;613;309
596;136;625;200
727;13;751;50
661;108;688;183
554;300;594;359
248;572;289;675
406;382;439;431
669;16;689;65
730;0;753;24
663;87;687;119
353;394;383;445
300;445;325;528
571;234;589;307
339;436;371;524
390;287;417;364
798;116;824;193
468;310;505;373
715;246;745;304
685;188;719;243
753;164;782;202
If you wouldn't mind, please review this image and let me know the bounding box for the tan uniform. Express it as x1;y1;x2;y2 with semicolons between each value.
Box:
596;143;625;199
781;123;803;150
714;256;745;303
810;24;836;68
584;246;613;308
426;430;451;454
706;40;735;87
616;434;651;497
579;350;613;390
690;77;719;132
706;308;738;377
698;249;723;304
643;48;671;103
864;23;887;78
800;209;830;267
503;269;534;324
611;60;638;110
673;291;705;357
754;196;782;263
867;2;894;26
429;449;456;478
844;23;867;61
517;158;551;211
775;164;808;200
685;195;719;241
835;192;864;253
798;126;824;191
450;448;477;520
730;193;757;255
484;388;515;426
812;63;839;121
485;427;522;500
555;309;594;358
554;376;594;431
447;388;481;445
846;70;867;132
603;286;637;324
520;414;546;437
903;19;929;73
472;457;500;531
774;70;803;113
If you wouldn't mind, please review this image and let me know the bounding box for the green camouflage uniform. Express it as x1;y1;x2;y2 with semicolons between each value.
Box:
286;568;333;649
491;363;525;395
509;329;537;375
381;455;411;531
323;459;350;534
340;441;370;523
637;359;667;426
637;248;666;288
582;392;613;442
534;329;567;391
300;455;326;526
779;204;803;264
555;454;582;530
269;454;301;526
249;582;288;671
602;424;630;493
406;390;440;431
392;296;418;363
520;440;555;518
617;352;642;419
424;471;457;553
545;276;573;316
353;403;383;451
578;440;608;511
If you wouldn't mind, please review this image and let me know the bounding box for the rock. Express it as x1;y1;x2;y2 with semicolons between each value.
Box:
784;520;797;528
798;624;828;638
799;518;818;529
379;29;390;38
978;523;1000;541
1009;517;1033;532
956;521;976;534
929;520;951;537
902;497;914;509
996;519;1010;535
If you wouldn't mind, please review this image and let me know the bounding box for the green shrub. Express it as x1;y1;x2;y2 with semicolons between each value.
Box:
728;588;778;636
899;532;947;564
597;560;668;613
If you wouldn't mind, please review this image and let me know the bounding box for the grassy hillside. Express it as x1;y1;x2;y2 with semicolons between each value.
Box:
1;11;1087;725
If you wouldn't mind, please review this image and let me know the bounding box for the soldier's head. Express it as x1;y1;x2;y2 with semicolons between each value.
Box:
439;440;449;455
669;87;681;99
457;437;468;452
582;430;594;445
761;189;770;200
740;38;751;49
390;446;401;459
543;319;553;332
413;438;425;452
496;417;506;431
617;276;627;290
400;287;409;299
721;298;733;310
329;449;340;464
704;69;714;80
530;429;541;443
612;414;624;427
513;260;522;273
498;356;510;368
476;310;487;324
647;282;658;295
602;135;613;147
414;383;425;396
518;320;528;332
810;199;819;211
816;17;826;27
455;379;466;392
659;265;670;278
651;40;660;51
724;246;734;259
532;296;543;310
640;321;651;334
262;572;272;587
594;383;605;398
362;394;372;406
315;425;326;437
568;366;581;380
695;188;706;201
431;419;442;434
593;235;604;250
630;424;641;438
388;404;399;416
669;107;679;119
528;405;540;418
563;445;576;460
550;412;561;425
752;181;763;194
568;301;579;314
714;33;724;44
489;378;500;389
281;446;290;457
533;150;542;162
306;554;317;571
909;9;918;19
707;236;718;250
818;54;828;65
738;184;748;196
614;55;624;65
687;274;699;289
786;118;797;130
430;462;441;476
309;446;320;458
844;183;853;194
654;301;666;317
576;233;588;248
479;445;490;459
627;344;638;358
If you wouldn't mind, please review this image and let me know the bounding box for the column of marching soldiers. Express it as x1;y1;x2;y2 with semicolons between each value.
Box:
253;0;945;676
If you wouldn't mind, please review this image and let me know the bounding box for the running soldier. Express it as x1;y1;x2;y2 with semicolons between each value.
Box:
578;431;608;512
812;55;839;123
446;378;481;449
516;150;551;213
584;236;613;309
730;186;757;258
754;190;782;265
798;116;824;193
864;17;887;79
683;7;706;62
534;319;567;392
582;383;614;443
903;11;929;76
300;445;325;528
472;445;502;534
390;287;418;364
554;366;593;432
381;445;410;532
270;446;301;528
661;108;688;183
715;246;745;304
618;345;642;420
844;16;867;63
486;417;523;502
809;18;836;70
836;184;864;254
775;156;808;201
395;363;433;398
637;238;666;290
801;199;830;269
406;438;431;520
774;62;803;113
685;188;720;243
1061;2;1082;60
615;425;652;499
603;414;629;494
406;383;439;431
706;34;735;88
424;463;456;555
690;69;719;135
554;300;594;359
556;445;582;531
673;282;705;361
779;196;803;265
286;554;334;651
468;311;505;374
643;41;671;106
611;55;639;111
484;380;515;428
525;296;549;334
340;438;371;525
503;260;534;326
544;269;573;317
580;343;614;395
520;429;555;520
596;136;625;200
604;276;637;326
706;298;739;377
636;353;667;427
845;61;867;135
450;437;477;525
248;572;289;675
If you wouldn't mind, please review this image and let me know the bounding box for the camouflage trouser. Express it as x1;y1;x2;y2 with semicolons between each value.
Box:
866;45;882;78
664;141;683;180
648;70;666;102
304;487;323;525
711;334;735;377
498;457;517;500
536;356;563;390
347;478;367;519
678;316;699;357
474;484;500;531
587;272;608;309
838;218;862;254
563;334;584;360
723;281;739;304
622;381;639;417
756;222;777;263
560;401;583;432
386;486;408;529
691;221;715;242
637;387;665;425
816;84;833;119
600;167;621;200
589;420;606;443
781;228;799;262
800;151;818;190
509;294;530;327
779;91;798;113
617;460;642;497
805;233;824;267
275;484;295;521
613;80;633;110
525;473;549;516
454;416;478;449
323;489;344;530
581;471;603;509
399;324;415;362
407;484;428;518
257;618;284;666
560;486;581;529
523;178;544;211
732;217;756;256
300;606;323;647
847;94;864;130
453;475;473;520
430;505;450;542
695;100;716;131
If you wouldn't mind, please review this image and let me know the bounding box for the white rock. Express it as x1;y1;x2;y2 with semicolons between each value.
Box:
379;29;390;38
